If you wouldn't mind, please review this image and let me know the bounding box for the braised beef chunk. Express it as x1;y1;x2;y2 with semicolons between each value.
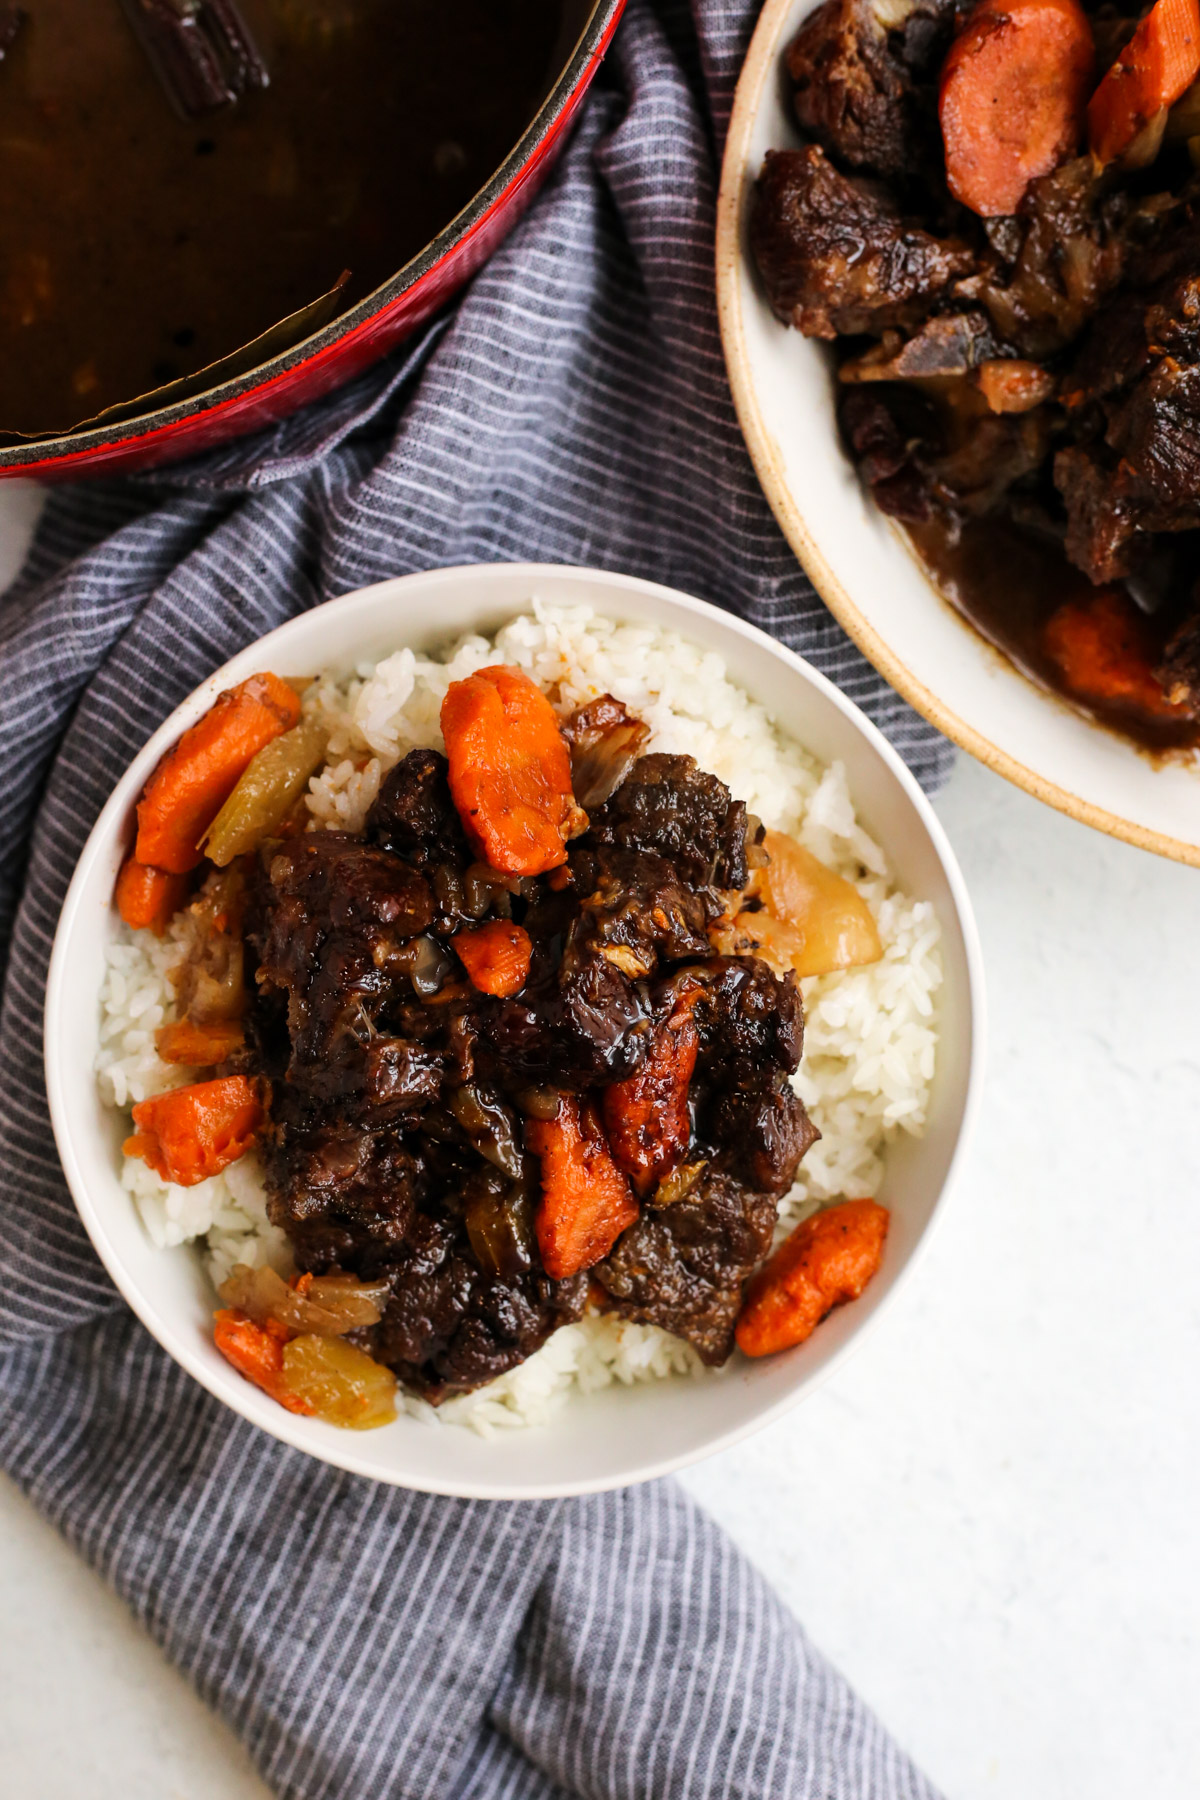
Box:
708;1082;820;1196
839;386;936;522
566;845;716;975
486;912;652;1088
750;0;1200;748
263;1108;426;1264
840;376;1052;525
368;748;468;868
1052;209;1200;409
786;0;913;178
691;954;805;1084
254;836;435;1075
1086;357;1200;526
840;386;921;486
751;146;975;340
373;1218;587;1397
930;405;1053;516
362;1039;445;1119
586;753;750;887
957;159;1133;361
785;0;953;181
594;1171;778;1364
1055;222;1200;583
1053;447;1144;583
683;955;817;1197
823;163;1130;535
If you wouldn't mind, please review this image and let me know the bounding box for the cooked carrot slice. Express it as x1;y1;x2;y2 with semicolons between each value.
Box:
1089;0;1200;164
1043;589;1187;717
452;919;533;996
736;1199;889;1358
213;1308;314;1415
939;0;1095;215
440;664;583;876
155;1018;246;1066
124;1075;263;1186
135;673;301;874
526;1095;638;1280
601;1001;698;1197
114;855;190;936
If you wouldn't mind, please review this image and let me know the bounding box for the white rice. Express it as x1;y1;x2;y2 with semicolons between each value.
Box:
96;601;942;1435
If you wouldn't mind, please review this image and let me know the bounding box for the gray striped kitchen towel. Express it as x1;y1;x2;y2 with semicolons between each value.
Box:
0;0;950;1793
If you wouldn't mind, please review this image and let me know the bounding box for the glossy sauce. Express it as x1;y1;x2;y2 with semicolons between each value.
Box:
908;514;1200;755
0;0;587;434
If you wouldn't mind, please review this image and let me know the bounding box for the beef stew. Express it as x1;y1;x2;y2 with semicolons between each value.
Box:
751;0;1200;751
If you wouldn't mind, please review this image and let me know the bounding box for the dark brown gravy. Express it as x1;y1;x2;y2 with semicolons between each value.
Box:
0;0;588;435
908;514;1200;757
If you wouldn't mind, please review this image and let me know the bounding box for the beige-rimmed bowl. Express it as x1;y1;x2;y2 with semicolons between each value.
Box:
717;0;1200;866
45;562;983;1498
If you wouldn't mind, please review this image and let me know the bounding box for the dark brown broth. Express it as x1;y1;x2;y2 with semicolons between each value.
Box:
0;0;587;434
908;514;1200;755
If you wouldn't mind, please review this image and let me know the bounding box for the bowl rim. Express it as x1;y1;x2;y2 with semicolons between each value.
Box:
715;0;1200;871
44;562;986;1496
0;0;624;473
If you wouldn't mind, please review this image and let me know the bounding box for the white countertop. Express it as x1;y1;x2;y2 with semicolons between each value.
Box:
4;482;1198;1800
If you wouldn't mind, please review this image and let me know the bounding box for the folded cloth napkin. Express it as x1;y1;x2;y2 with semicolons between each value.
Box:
0;0;951;1793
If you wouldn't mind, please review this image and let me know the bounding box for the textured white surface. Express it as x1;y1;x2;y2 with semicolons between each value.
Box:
0;1475;271;1800
3;477;1199;1796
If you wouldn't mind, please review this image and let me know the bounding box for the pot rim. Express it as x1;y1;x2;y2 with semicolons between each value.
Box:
0;0;621;471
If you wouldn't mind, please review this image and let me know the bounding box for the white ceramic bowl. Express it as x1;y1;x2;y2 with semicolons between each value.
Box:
45;563;983;1498
717;0;1200;867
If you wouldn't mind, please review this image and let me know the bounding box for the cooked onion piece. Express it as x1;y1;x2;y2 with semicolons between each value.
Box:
219;1264;391;1336
203;714;328;866
280;1335;398;1429
170;868;248;1022
714;829;883;977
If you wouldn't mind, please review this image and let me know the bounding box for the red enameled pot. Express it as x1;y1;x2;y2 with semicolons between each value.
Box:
1;0;624;484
